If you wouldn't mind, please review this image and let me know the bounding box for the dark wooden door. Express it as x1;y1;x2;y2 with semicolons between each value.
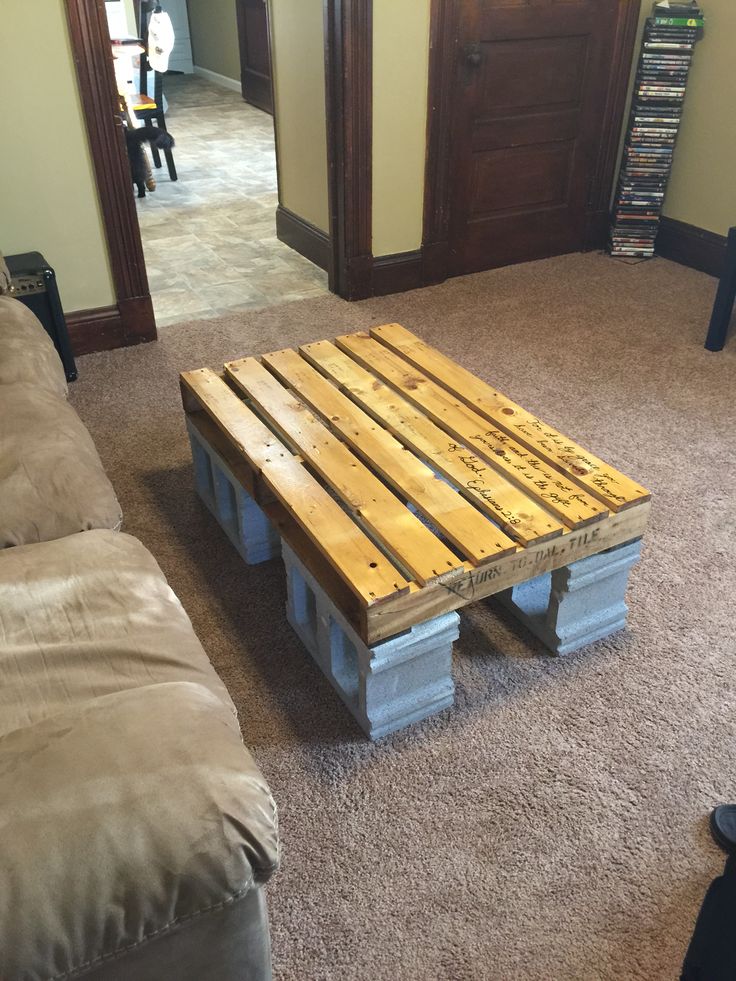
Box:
235;0;273;114
447;0;631;275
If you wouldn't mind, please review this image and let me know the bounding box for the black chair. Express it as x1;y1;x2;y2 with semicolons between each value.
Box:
133;71;177;180
133;1;177;182
705;226;736;352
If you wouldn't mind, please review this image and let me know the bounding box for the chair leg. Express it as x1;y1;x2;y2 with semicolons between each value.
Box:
156;113;177;182
163;145;177;182
705;228;736;352
150;133;162;170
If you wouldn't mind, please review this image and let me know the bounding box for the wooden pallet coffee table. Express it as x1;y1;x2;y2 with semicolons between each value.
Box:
180;324;651;739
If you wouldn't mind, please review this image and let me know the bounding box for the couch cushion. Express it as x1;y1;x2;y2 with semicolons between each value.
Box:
0;529;279;979
0;383;121;547
0;683;279;981
0;529;234;733
0;295;68;397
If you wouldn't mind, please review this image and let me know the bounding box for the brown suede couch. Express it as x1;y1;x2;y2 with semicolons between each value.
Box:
0;282;279;980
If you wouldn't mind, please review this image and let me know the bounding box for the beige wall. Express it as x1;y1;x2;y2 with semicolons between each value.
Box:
0;0;114;312
372;0;431;257
187;0;241;81
660;0;736;235
269;0;329;232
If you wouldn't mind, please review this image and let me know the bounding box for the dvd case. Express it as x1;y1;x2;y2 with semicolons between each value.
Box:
608;3;704;258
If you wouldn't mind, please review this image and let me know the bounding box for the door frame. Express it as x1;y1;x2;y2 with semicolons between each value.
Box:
421;0;642;283
65;0;156;353
323;0;374;300
64;0;374;353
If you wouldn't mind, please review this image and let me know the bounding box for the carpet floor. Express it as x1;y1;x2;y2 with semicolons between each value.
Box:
69;252;736;981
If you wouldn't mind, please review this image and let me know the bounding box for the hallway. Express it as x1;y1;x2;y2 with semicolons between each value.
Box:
135;74;329;327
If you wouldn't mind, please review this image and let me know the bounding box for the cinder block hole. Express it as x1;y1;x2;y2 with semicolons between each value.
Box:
507;573;552;622
305;586;318;640
293;573;318;646
329;619;359;705
193;443;215;501
215;472;238;535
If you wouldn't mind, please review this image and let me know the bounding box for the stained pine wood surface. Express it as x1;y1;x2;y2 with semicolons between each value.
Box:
181;325;651;643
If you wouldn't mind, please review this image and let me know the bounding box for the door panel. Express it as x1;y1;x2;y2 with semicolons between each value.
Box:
481;37;588;111
235;0;273;114
448;0;625;275
471;142;574;213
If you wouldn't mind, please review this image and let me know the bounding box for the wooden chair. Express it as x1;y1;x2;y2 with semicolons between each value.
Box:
705;227;736;351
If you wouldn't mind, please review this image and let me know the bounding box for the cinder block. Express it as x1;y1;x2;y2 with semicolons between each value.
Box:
495;538;643;656
282;542;459;740
186;419;281;565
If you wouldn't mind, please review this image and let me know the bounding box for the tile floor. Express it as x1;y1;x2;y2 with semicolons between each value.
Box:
135;74;329;327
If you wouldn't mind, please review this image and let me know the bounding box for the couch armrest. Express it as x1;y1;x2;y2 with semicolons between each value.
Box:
0;682;279;981
0;295;68;396
0;253;11;294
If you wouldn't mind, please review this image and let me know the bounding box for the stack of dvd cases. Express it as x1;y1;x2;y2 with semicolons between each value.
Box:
610;2;704;258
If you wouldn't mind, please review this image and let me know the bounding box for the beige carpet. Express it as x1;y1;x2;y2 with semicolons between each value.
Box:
69;252;736;981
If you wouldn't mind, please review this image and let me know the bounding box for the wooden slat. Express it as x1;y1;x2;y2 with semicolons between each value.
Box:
363;501;651;644
260;347;517;565
180;368;410;607
370;323;651;512
185;409;371;636
224;358;466;586
300;340;565;548
335;333;608;530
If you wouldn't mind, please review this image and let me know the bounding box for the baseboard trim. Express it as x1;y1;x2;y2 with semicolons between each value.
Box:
67;296;157;356
67;306;125;355
119;294;157;346
657;218;727;278
192;65;241;93
276;206;331;273
372;250;424;296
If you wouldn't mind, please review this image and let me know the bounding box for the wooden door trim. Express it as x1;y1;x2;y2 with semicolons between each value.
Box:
584;0;641;248
324;0;373;299
423;0;641;282
422;0;459;285
64;0;156;351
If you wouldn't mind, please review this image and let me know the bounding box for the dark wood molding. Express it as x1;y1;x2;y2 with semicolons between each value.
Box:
276;206;330;272
67;296;156;357
67;307;125;356
372;250;424;296
64;0;156;346
656;218;727;278
583;0;641;249
324;0;373;300
119;294;157;345
422;0;458;286
585;209;611;252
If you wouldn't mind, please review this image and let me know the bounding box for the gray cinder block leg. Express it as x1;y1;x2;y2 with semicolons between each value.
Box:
234;487;282;565
496;538;643;656
186;418;281;564
282;542;459;739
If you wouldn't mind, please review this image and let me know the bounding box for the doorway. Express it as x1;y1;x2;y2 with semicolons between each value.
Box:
101;0;329;328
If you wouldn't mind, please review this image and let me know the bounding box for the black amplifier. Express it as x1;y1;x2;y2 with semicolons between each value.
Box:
6;252;78;382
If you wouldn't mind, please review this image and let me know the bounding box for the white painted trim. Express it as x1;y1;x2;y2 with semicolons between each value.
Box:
193;65;241;93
